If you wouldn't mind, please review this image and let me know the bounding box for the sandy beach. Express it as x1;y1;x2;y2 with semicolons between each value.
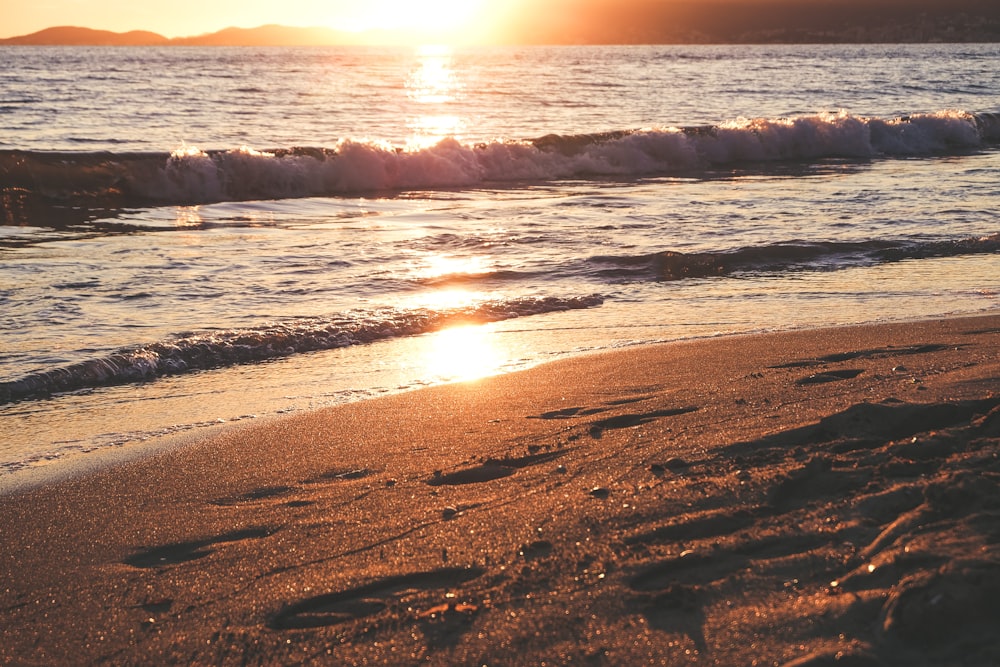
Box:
2;314;998;666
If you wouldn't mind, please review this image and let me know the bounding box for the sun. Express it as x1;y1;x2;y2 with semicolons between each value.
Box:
341;0;490;37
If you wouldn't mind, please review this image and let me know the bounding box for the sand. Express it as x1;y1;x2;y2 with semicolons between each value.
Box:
1;314;999;666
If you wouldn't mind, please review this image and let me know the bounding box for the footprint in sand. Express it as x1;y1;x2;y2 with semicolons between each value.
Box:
269;566;485;630
727;398;997;451
306;467;376;484
211;485;296;506
771;343;952;370
625;507;758;548
210;468;377;508
635;583;708;653
530;406;608;419
427;450;569;486
527;395;654;420
588;406;699;438
795;368;864;385
123;526;276;568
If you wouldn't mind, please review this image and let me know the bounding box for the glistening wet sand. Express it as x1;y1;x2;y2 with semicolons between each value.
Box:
2;314;998;665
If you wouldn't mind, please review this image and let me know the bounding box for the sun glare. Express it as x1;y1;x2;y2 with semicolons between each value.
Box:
423;323;507;382
340;0;489;38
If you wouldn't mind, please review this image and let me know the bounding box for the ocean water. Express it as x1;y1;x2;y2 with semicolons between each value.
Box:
1;43;998;480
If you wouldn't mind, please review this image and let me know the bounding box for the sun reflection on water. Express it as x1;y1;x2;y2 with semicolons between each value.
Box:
416;254;491;282
408;46;458;104
408;287;481;311
405;45;466;149
174;206;204;228
399;271;512;384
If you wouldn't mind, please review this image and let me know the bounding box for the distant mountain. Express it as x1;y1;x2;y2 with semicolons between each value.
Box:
0;26;169;46
170;24;357;47
0;24;412;47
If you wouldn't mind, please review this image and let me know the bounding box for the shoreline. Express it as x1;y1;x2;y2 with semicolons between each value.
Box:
2;313;998;665
4;306;996;494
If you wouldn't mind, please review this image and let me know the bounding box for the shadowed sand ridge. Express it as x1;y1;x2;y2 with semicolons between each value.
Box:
1;314;998;665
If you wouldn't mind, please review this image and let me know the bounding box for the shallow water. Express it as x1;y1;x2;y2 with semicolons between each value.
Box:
1;43;998;478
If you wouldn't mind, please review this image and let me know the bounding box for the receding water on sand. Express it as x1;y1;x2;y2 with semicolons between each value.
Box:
2;250;995;478
1;44;998;475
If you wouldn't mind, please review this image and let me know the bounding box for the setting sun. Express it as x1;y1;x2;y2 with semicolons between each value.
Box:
338;0;490;37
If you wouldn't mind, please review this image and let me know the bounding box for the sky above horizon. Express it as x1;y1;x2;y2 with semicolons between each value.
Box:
0;0;974;42
0;0;508;40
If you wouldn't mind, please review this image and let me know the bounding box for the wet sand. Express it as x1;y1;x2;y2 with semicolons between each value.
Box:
2;314;999;666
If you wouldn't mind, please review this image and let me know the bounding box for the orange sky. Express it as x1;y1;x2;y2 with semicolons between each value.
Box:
0;0;511;40
0;0;987;43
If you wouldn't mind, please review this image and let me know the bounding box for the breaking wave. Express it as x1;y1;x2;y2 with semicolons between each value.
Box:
2;110;998;214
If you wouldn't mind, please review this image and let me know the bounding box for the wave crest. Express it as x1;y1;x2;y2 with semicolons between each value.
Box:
588;234;1000;282
1;110;995;214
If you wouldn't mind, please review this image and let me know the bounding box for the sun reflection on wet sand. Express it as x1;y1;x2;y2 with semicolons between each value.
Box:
421;323;508;382
398;275;514;383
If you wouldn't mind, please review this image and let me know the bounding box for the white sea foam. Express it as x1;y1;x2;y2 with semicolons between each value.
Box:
2;110;992;210
129;110;992;205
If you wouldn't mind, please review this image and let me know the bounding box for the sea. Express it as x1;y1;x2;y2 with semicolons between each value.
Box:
1;43;998;483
